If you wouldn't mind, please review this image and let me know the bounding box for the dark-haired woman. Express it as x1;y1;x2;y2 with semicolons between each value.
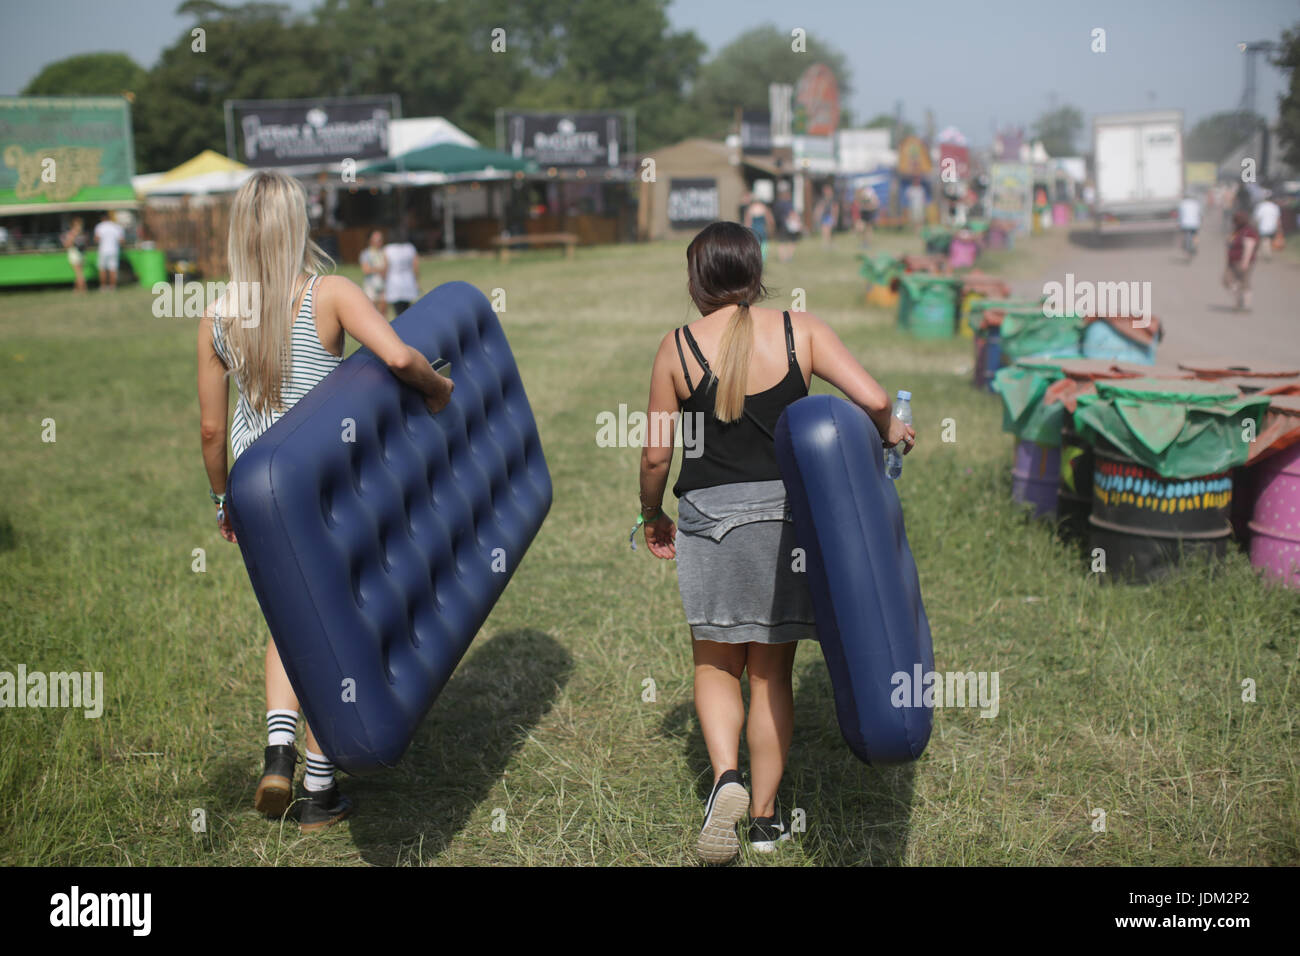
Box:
638;221;915;863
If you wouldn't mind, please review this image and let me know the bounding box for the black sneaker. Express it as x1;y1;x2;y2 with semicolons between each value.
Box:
254;745;298;817
297;782;353;833
748;815;791;854
697;770;749;864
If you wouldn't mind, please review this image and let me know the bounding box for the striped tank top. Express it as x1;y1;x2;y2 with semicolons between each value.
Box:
212;274;341;459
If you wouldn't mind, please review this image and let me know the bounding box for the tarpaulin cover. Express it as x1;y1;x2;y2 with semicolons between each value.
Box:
992;362;1068;446
998;308;1084;361
960;272;1012;298
859;253;902;287
1073;378;1271;478
968;298;1045;332
1248;393;1300;465
1177;359;1300;380
901;253;949;274
1081;314;1163;347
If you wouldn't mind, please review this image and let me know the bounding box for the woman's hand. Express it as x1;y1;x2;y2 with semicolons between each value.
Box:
643;514;677;559
217;506;237;543
884;417;917;454
425;372;454;415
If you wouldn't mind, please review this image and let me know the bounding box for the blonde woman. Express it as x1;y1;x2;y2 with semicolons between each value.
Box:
197;170;453;832
638;221;913;862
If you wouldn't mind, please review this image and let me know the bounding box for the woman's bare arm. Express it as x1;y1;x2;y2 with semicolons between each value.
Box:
804;312;915;449
197;310;237;541
638;332;680;558
322;275;452;412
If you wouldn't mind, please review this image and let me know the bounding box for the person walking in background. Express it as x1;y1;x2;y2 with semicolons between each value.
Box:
383;230;420;317
1252;190;1281;261
359;230;387;316
1177;192;1202;257
93;212;125;291
62;217;87;294
856;187;879;248
906;177;927;231
772;182;800;263
815;184;838;248
1224;210;1259;311
742;191;772;262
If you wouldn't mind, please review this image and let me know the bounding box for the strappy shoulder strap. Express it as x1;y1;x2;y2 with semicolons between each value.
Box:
783;311;796;367
674;327;694;394
681;324;712;377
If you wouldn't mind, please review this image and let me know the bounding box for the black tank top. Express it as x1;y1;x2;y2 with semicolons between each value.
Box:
672;310;809;497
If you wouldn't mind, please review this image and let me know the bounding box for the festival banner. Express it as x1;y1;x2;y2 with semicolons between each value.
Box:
989;162;1034;233
0;96;136;209
228;96;397;168
502;112;627;168
667;178;719;229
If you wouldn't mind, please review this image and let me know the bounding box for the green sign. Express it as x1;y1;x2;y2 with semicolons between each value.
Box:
0;96;136;209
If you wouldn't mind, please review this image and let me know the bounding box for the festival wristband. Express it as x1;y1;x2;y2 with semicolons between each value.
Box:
209;489;226;507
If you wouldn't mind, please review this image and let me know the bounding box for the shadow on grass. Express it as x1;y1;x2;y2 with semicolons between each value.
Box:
342;628;572;865
658;648;918;866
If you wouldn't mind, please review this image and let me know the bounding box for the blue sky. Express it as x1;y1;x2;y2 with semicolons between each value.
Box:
2;0;1296;149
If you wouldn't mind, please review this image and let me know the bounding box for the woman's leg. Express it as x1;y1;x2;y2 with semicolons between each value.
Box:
692;637;747;783
265;638;298;712
745;641;798;818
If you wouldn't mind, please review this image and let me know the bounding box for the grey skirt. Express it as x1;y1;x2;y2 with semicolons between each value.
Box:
675;479;817;645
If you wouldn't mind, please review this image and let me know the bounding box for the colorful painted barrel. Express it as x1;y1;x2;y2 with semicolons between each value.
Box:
1012;440;1060;518
984;333;1003;391
1248;443;1300;588
974;331;1004;389
1057;421;1094;540
948;237;978;269
901;275;959;339
1088;445;1232;582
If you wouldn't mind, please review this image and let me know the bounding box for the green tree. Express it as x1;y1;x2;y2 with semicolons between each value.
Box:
133;1;331;172
494;0;706;150
314;0;529;147
22;52;147;98
1185;109;1266;162
1275;24;1300;171
689;24;853;140
1032;105;1083;157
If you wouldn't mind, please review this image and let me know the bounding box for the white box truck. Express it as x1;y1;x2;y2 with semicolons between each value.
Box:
1091;110;1184;233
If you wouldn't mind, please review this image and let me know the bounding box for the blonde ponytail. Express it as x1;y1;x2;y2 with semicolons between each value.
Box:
712;303;754;423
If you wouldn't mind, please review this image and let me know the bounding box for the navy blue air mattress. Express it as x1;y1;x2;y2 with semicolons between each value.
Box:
774;394;933;764
226;281;551;774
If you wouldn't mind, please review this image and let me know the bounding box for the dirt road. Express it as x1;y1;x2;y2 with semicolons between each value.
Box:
1020;220;1300;371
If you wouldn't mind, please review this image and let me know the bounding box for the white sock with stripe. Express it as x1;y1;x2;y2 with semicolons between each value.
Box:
266;709;298;747
303;750;335;792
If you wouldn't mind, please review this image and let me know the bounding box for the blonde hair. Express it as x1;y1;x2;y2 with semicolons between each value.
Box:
218;170;332;414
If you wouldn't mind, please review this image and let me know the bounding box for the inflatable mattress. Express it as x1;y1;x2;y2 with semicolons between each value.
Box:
775;394;933;764
227;281;552;774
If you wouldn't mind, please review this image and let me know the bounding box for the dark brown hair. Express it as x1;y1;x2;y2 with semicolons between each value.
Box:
685;222;768;422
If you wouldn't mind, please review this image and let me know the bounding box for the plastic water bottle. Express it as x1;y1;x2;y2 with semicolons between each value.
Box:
884;390;912;480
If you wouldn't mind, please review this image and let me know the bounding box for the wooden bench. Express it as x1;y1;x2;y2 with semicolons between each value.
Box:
492;232;578;263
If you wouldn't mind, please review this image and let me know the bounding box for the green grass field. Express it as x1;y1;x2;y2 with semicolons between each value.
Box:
1;230;1297;866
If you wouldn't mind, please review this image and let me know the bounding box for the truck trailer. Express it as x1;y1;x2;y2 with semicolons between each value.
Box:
1091;110;1184;234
